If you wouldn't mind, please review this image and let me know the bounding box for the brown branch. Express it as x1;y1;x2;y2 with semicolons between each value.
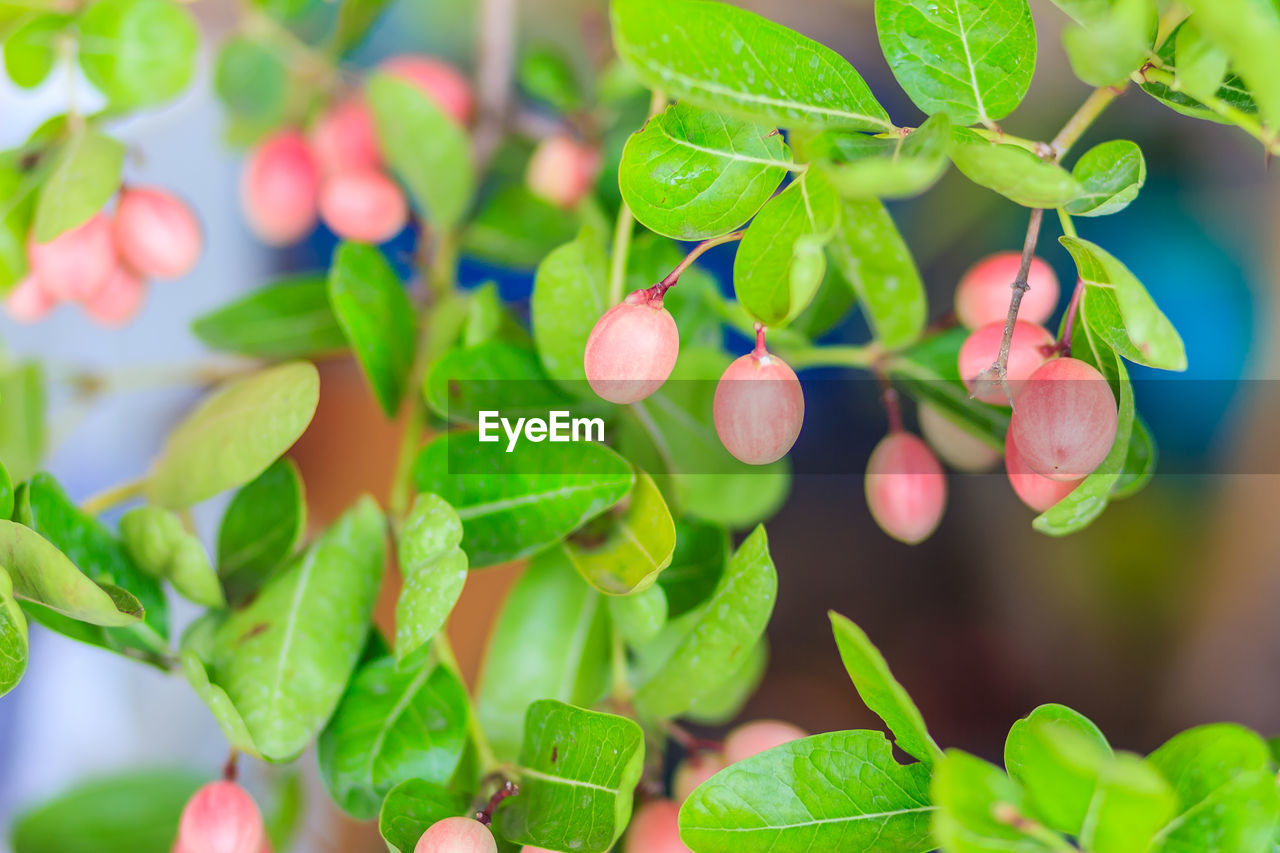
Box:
977;207;1045;406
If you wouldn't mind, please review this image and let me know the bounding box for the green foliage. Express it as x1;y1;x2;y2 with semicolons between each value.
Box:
379;779;468;853
119;505;223;607
0;159;37;291
76;0;199;108
0;360;45;481
32;129;125;243
565;468;676;595
1004;704;1112;834
519;45;584;112
0;567;27;697
192;275;348;360
1066;140;1147;217
394;493;468;668
216;457;307;605
948;129;1084;208
3;14;67;88
531;230;610;390
1060;0;1157;87
801;113;952;200
1176;0;1280;129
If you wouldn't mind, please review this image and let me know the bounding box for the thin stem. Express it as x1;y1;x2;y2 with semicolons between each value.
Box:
1057;207;1078;240
980;207;1045;406
752;323;767;357
434;632;500;773
222;749;240;782
475;779;519;826
878;375;904;433
655;231;744;294
80;477;146;515
608;89;667;303
1056;279;1086;356
473;0;518;170
1051;85;1124;159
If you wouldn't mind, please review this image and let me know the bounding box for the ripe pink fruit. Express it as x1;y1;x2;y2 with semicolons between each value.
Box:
381;55;474;124
624;800;690;853
958;320;1054;405
240;130;321;246
1005;433;1082;512
113;187;202;280
27;212;116;301
176;781;265;853
83;265;146;327
723;720;808;764
713;349;804;465
955;252;1059;329
672;752;726;802
583;289;679;404
414;817;497;853
865;432;947;545
918;403;1000;472
4;275;56;323
526;135;601;208
318;169;408;243
1009;357;1118;481
310;98;382;174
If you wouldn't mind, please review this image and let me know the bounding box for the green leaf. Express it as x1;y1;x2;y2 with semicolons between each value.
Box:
658;519;728;618
519;45;583;111
733;170;839;325
214;35;290;126
411;433;634;569
0;461;11;520
1065;139;1146;217
1004;703;1111;834
119;506;223;608
633;525;776;719
566;469;676;595
3;14;67;88
611;0;893;131
462;186;579;271
32;129;125;242
145;361;320;509
682;637;767;724
9;768;206;853
1148;724;1280;853
1138;22;1258;125
1112;413;1156;499
1080;753;1176;853
180;647;262;757
1061;0;1157;87
620;102;791;241
948;128;1084;208
424;341;579;425
932;749;1053;853
1059;236;1186;371
328;242;416;417
801;113;951;200
367;72;474;226
608;583;667;645
0;567;28;697
0;160;38;291
216;457;307;605
76;0;198;108
332;0;393;55
395;493;468;668
531;232;610;391
827;196;927;349
476;549;611;760
887;328;1010;449
1177;0;1280;129
679;730;935;852
494;700;645;853
0;361;45;482
830;611;942;766
209;496;386;760
378;780;468;853
318;657;469;819
874;0;1036;126
192;275;348;360
1173;22;1230;103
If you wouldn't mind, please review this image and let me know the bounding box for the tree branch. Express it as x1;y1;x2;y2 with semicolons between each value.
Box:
473;0;518;171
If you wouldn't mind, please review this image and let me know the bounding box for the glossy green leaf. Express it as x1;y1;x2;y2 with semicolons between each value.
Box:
120;506;223;607
4;14;67;88
1138;22;1258;126
328;242;416;417
145;361;320;509
887;328;1010;449
367;72;474;226
608;583;667;645
801;113;951;199
395;493;468;668
1173;22;1230;103
519;45;583;111
633;525;776;719
412;433;634;568
658;519;728;617
318;657;469;819
611;0;893;131
1004;703;1111;834
1112;413;1156;500
0;461;13;520
1081;753;1176;853
216;457;307;605
192;275;348;360
734;170;839;325
1171;0;1280;128
214;35;290;126
827;196;927;349
949;128;1084;208
424;341;578;425
531;231;610;391
679;730;935;852
683;637;767;725
476;549;612;760
875;0;1036;126
1066;139;1146;217
0;567;27;697
566;470;676;595
180;647;262;757
0;159;37;291
32;129;125;242
620;102;791;241
332;0;393;55
76;0;199;108
830;611;942;766
1060;236;1186;371
209;497;386;760
494;700;645;853
932;749;1054;852
0;361;45;482
378;780;468;853
1061;0;1156;87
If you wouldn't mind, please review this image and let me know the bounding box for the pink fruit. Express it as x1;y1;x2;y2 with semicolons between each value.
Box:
176;781;265;853
955;252;1059;329
672;752;726;802
113;187;202;280
310;98;382;174
713;349;804;465
83;265;146;327
4;275;56;323
414;817;497;853
624;800;690;853
1008;357;1118;481
240;130;321;246
27;212;116;301
918;403;1000;472
381;55;474;124
958;320;1054;405
318;169;408;243
583;289;679;404
526;135;602;208
1005;433;1082;512
865;432;947;545
723;720;808;764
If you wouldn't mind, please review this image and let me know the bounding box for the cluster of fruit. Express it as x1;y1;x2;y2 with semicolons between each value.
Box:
4;187;201;326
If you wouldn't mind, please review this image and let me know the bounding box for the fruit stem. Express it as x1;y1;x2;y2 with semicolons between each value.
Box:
222;749;240;782
475;779;519;826
878;375;904;434
752;323;768;357
655;231;744;295
80;477;146;516
1055;278;1086;357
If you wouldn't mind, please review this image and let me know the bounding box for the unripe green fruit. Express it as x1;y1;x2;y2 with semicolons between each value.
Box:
176;781;265;853
713;350;804;465
955;252;1059;329
1008;357;1118;481
723;720;807;764
918;403;1000;472
958;320;1054;405
865;432;947;545
583;290;680;404
414;817;497;853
